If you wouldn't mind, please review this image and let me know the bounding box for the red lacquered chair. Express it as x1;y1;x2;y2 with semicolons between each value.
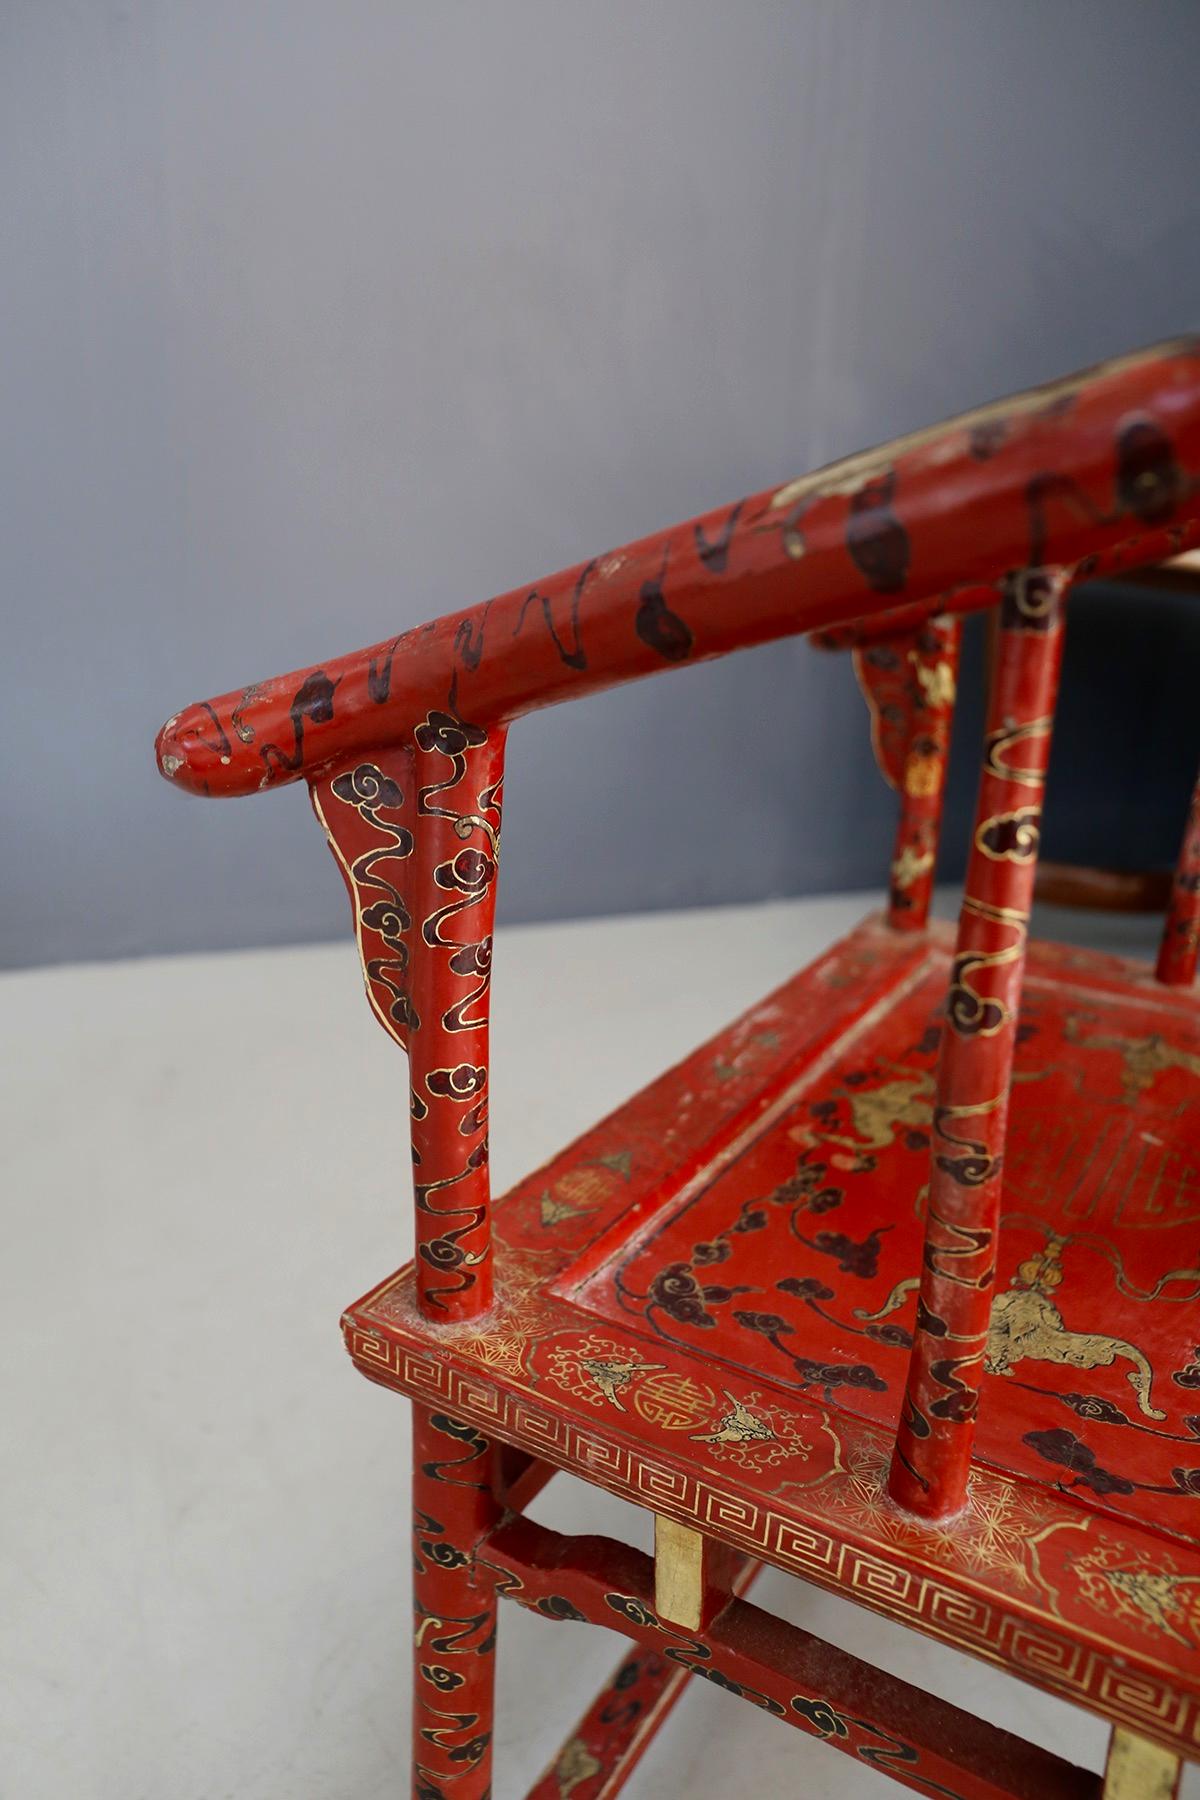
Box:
158;341;1200;1800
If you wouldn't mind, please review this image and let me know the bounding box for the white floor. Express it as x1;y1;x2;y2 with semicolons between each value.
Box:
3;892;1190;1800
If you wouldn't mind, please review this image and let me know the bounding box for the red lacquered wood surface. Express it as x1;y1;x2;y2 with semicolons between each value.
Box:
157;340;1200;800
854;614;961;931
585;925;1200;1537
405;723;505;1316
812;589;992;651
311;723;504;1319
525;1643;688;1800
1158;765;1200;987
483;1513;1099;1800
411;1404;501;1800
891;572;1068;1515
524;1553;761;1799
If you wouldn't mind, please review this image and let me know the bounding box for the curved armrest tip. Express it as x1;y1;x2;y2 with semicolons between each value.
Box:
156;705;223;797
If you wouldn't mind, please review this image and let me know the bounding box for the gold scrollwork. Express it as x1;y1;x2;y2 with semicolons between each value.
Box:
983;716;1054;788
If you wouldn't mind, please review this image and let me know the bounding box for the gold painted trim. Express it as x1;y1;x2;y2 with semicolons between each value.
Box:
1103;1727;1181;1800
654;1515;706;1632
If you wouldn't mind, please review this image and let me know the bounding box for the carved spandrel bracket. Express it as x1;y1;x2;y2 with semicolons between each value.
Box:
853;613;962;931
311;748;418;1048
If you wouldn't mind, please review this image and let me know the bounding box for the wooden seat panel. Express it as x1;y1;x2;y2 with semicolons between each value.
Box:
567;932;1200;1547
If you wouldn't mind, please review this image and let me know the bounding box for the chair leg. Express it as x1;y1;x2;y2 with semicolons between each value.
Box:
1102;1727;1182;1800
411;1404;501;1800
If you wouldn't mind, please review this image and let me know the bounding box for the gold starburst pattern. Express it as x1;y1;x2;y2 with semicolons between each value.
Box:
372;1244;561;1381
824;1434;1087;1604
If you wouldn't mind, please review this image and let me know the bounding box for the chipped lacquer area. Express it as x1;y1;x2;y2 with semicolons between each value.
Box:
344;915;1200;1761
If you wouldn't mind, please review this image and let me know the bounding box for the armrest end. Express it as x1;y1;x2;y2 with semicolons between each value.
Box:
155;664;351;796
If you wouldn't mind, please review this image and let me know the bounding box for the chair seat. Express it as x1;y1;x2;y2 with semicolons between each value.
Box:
344;913;1200;1756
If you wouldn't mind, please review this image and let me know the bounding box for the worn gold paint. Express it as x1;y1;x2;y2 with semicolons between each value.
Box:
914;657;957;708
655;1515;707;1631
1064;1017;1200;1103
1103;1727;1180;1800
555;1736;602;1798
821;1068;934;1153
891;845;935;890
904;754;942;798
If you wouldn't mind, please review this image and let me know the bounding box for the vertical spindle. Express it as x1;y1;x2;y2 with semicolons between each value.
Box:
311;709;505;1323
889;570;1069;1518
407;712;506;1320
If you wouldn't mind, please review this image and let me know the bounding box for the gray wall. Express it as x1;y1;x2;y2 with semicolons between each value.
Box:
5;0;1200;968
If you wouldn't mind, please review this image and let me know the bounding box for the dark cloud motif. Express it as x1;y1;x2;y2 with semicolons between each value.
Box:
1116;416;1183;525
798;1225;890;1280
635;573;693;662
846;471;910;592
977;810;1041;862
1022;1428;1135;1496
414;710;488;757
426;1064;487;1101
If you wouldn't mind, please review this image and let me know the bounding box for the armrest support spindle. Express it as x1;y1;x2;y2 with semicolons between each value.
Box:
889;569;1069;1517
311;711;505;1319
